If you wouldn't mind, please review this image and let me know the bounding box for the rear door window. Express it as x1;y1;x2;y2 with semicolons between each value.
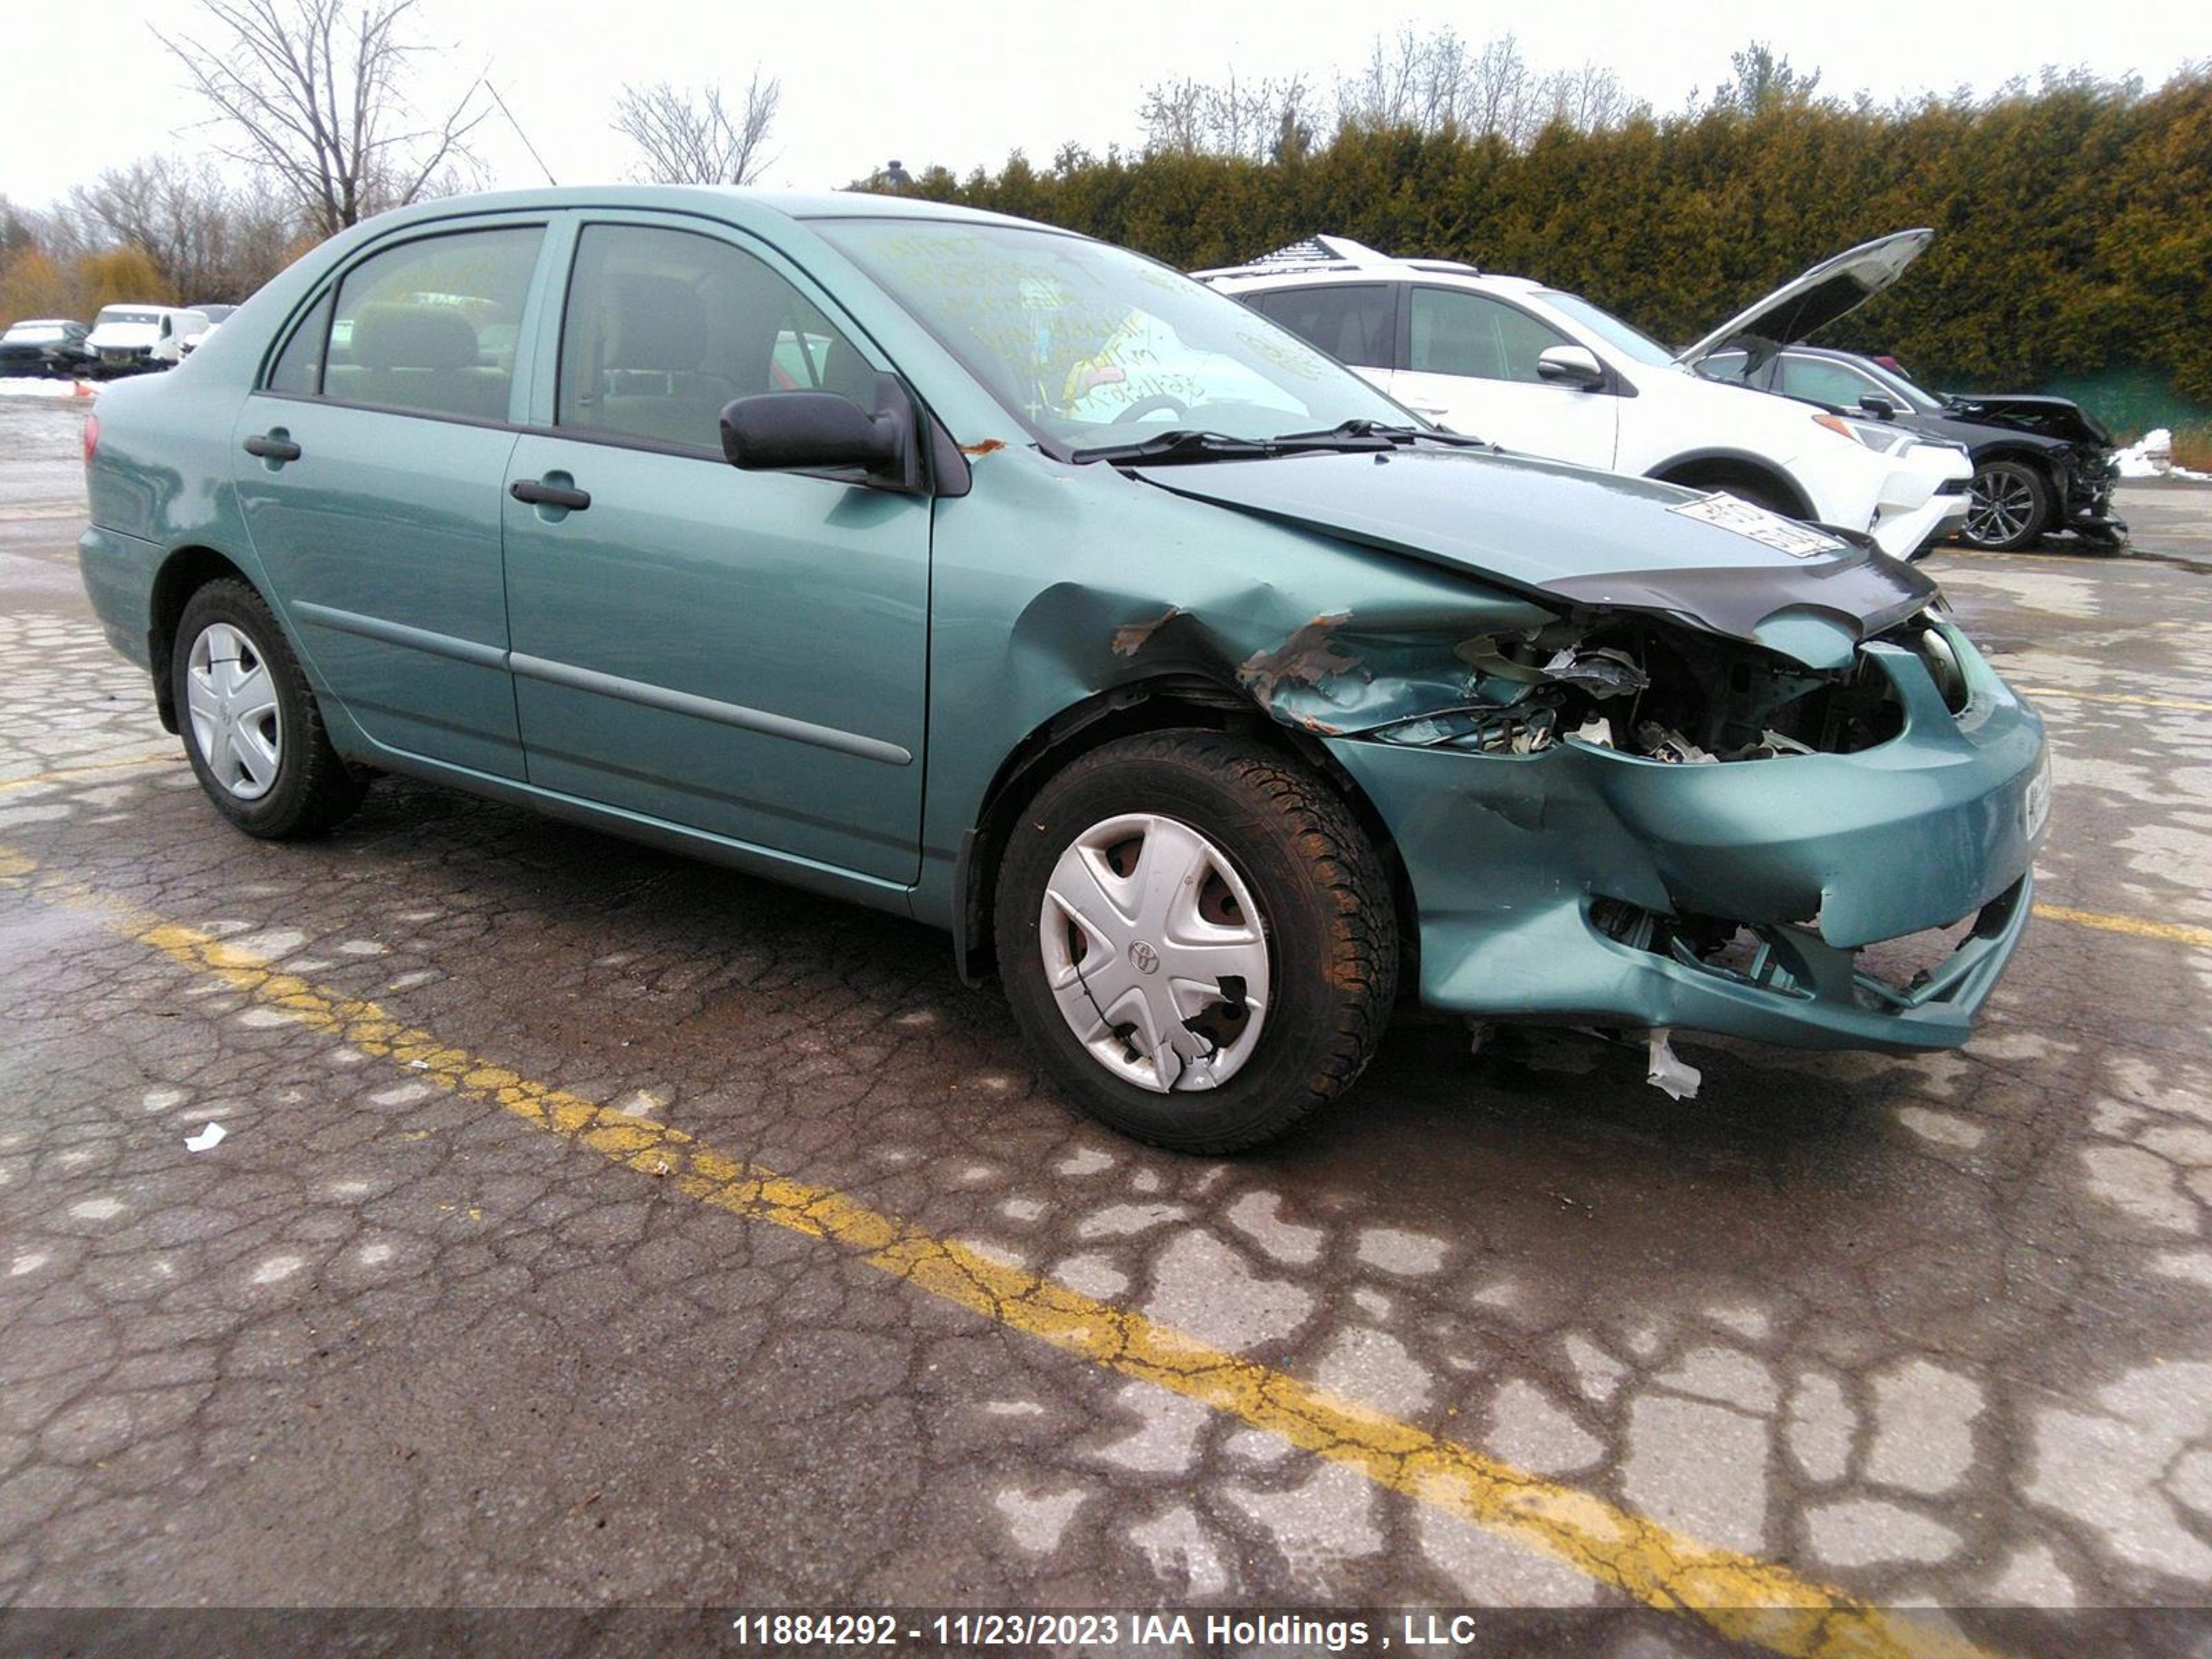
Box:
1246;284;1396;370
321;227;543;422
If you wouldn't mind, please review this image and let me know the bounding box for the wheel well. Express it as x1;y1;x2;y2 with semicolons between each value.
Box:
1974;447;2063;489
953;675;1421;993
1651;458;1813;520
147;546;252;732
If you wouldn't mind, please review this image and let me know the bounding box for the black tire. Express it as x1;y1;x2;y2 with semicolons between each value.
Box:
172;577;367;839
992;730;1398;1154
1962;458;2052;552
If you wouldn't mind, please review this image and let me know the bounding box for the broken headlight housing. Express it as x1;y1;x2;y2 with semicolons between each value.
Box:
1363;612;1924;764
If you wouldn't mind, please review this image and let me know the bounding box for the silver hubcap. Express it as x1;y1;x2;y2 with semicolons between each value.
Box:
1966;469;2034;545
1039;813;1271;1094
185;621;282;801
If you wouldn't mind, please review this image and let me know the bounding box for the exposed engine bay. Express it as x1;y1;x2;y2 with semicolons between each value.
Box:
1344;613;1956;764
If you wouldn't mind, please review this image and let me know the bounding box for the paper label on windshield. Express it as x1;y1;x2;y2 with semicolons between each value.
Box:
1669;494;1844;558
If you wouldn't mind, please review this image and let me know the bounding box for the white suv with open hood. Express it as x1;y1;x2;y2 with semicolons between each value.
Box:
1197;230;1971;560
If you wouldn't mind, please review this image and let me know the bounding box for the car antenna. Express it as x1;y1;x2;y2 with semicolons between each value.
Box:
486;79;559;187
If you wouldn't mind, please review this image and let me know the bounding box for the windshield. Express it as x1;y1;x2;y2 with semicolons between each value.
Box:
95;308;160;326
1534;290;1678;368
811;217;1410;456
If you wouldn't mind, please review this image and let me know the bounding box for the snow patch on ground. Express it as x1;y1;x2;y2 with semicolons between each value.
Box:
2116;428;2212;482
0;377;95;402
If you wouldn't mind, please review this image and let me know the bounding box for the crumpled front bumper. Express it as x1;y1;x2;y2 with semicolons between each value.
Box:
1325;630;2047;1053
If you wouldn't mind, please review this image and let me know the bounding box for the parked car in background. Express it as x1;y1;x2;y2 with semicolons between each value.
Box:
79;188;2048;1152
84;305;212;376
0;318;95;378
182;303;238;355
1196;230;1973;561
1699;344;2126;551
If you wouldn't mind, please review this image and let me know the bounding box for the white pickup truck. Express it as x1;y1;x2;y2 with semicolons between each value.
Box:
84;305;212;377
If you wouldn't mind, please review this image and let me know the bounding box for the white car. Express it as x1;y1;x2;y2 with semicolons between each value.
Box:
84;304;212;377
1196;231;1971;561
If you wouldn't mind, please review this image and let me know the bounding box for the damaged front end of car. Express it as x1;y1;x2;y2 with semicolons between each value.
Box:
1081;447;2052;1068
1227;597;2047;1060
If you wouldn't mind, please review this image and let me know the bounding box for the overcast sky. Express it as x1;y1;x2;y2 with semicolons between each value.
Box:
1;0;2202;209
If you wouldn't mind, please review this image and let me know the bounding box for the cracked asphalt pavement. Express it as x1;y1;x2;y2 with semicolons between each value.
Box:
3;394;2211;1655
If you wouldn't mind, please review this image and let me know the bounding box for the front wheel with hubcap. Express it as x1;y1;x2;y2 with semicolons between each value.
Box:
993;731;1397;1154
173;578;367;839
1962;459;2052;552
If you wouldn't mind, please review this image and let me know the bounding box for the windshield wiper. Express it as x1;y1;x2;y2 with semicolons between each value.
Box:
1074;427;1401;466
1272;418;1492;450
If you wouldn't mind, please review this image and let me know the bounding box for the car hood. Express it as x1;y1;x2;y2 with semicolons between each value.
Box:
86;324;159;349
1134;446;1936;669
1676;229;1933;370
1939;393;2111;447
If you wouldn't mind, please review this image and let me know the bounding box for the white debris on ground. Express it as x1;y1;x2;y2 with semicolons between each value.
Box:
1645;1029;1703;1100
2116;427;2212;482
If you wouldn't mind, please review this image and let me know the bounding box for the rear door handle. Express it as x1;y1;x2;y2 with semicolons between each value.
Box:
243;433;301;461
510;478;591;511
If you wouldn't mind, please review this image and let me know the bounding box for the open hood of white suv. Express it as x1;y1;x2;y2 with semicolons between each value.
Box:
1674;228;1932;370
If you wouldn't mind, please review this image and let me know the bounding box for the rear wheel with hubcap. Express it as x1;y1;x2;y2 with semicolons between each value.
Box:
173;578;367;839
993;730;1397;1153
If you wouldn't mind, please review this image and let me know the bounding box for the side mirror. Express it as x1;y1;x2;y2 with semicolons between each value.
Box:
1536;345;1605;389
1859;393;1897;420
720;373;922;491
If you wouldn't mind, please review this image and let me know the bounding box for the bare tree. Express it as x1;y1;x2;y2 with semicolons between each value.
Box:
612;72;782;185
1533;63;1643;137
156;0;487;239
1139;70;1314;161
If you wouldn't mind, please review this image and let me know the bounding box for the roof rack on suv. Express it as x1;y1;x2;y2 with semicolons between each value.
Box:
1192;234;1479;282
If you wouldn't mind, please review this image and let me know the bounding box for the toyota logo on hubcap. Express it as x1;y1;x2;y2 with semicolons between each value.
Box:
1129;941;1160;975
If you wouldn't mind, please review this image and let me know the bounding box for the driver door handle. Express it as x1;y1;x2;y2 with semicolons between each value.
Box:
510;478;591;511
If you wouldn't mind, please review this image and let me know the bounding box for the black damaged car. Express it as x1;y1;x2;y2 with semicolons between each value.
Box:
1706;344;2124;552
0;318;95;380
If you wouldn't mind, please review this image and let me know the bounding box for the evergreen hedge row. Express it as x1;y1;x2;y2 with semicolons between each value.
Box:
885;73;2212;415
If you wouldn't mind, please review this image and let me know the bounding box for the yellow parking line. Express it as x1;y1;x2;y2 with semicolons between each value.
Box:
0;841;1991;1659
0;751;177;791
2017;686;2212;714
2034;903;2212;949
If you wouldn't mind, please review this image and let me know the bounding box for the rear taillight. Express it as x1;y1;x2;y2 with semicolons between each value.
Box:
82;414;98;466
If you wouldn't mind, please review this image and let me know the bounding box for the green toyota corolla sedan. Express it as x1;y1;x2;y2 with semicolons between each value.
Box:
77;187;2050;1152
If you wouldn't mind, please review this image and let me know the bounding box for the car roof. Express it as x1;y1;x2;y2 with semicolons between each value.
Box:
350;185;1061;238
1781;345;1876;364
1194;234;1546;297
